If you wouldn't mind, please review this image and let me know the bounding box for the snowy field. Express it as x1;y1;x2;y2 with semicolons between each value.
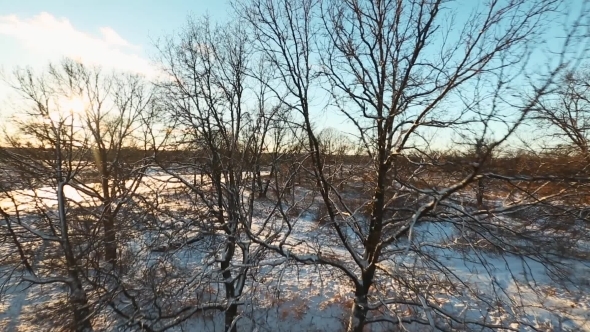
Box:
0;171;589;332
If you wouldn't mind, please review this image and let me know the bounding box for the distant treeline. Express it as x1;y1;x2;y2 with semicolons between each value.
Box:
1;146;588;178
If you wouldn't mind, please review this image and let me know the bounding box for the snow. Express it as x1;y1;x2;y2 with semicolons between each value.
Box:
0;170;589;331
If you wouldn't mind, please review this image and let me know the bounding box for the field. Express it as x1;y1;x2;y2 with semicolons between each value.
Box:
1;163;589;332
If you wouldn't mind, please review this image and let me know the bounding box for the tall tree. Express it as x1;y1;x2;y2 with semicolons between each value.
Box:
236;0;590;330
156;17;271;332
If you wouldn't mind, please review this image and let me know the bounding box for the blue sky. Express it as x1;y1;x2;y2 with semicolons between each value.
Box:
1;0;587;149
0;0;230;71
0;0;234;122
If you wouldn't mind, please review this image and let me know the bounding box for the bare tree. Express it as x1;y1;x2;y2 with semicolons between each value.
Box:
46;60;154;266
535;67;590;158
154;17;275;332
235;0;590;331
1;1;589;331
0;60;156;331
0;66;95;331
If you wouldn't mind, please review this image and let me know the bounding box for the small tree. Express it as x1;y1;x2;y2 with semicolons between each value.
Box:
535;68;590;159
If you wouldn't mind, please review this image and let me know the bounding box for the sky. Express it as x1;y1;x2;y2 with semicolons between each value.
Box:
0;0;232;112
0;0;230;70
0;0;587;150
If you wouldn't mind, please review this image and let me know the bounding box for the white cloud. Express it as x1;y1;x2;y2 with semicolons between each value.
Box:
99;27;133;48
0;12;156;77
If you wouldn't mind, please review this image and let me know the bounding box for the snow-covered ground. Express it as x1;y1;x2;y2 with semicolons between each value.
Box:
0;173;589;331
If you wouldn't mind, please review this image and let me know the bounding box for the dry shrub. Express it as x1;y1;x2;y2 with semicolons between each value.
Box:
339;196;370;217
319;292;354;313
269;292;289;308
183;289;219;320
280;298;309;320
0;319;9;332
0;248;30;267
542;286;557;297
272;292;309;322
291;299;310;321
279;307;290;321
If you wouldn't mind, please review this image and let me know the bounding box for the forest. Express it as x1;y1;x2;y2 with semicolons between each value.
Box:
1;0;590;331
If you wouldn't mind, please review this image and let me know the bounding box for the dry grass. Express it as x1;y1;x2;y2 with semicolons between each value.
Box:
319;292;354;312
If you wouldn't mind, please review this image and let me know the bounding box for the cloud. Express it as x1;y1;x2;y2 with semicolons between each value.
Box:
0;12;156;77
99;27;133;48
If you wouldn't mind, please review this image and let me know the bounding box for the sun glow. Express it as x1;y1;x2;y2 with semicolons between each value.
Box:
57;96;86;114
46;95;88;125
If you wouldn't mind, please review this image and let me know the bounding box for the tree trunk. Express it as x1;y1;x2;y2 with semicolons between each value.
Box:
70;278;93;332
99;151;117;265
221;241;237;332
476;178;484;209
57;180;93;331
225;302;238;332
347;292;368;332
255;164;266;198
103;213;117;264
348;158;387;332
261;163;275;198
219;175;238;332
